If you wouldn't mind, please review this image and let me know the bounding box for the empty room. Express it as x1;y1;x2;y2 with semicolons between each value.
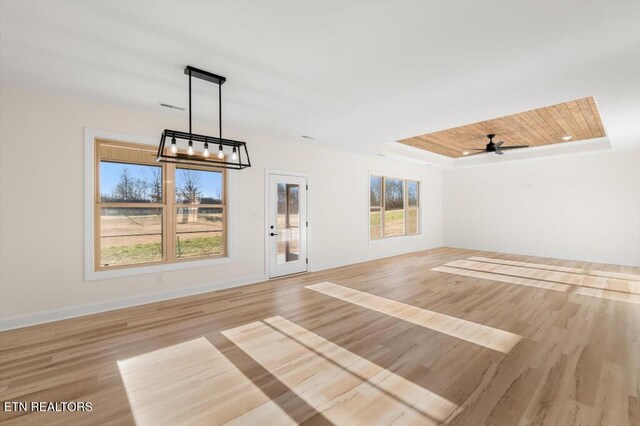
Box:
1;1;639;425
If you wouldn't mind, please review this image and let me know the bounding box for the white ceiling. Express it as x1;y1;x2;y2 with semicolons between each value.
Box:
1;1;639;164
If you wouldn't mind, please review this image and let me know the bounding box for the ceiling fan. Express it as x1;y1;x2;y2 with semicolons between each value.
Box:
463;134;529;156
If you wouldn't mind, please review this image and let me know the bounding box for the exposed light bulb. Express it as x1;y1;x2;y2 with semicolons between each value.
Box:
187;141;194;156
169;137;178;154
231;146;238;161
202;142;210;157
217;144;224;159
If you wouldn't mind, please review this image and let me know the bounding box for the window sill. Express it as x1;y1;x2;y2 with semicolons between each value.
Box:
85;256;232;281
368;233;423;243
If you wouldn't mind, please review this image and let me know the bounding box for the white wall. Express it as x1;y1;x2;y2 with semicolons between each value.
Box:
0;88;443;328
3;86;637;330
444;150;640;266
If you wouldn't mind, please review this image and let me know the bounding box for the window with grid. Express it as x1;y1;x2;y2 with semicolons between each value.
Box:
95;140;226;270
369;176;420;239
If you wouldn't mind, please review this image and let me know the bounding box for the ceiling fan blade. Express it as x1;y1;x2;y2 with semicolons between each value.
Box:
467;148;486;151
500;145;529;150
495;150;504;155
464;151;487;156
495;141;504;147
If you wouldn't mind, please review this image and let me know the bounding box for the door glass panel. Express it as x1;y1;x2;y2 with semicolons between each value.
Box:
277;183;300;264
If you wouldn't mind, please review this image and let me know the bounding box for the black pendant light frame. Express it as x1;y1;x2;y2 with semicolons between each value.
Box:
156;66;251;170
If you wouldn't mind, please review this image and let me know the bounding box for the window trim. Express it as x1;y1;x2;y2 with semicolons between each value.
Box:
95;141;168;271
84;128;233;281
95;140;227;269
368;172;422;242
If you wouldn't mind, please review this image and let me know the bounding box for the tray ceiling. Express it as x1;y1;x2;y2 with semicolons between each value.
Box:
398;97;606;158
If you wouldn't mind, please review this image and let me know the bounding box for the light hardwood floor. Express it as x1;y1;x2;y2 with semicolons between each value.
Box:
1;247;639;425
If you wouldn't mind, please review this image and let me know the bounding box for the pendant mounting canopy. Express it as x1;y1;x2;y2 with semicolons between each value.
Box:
184;66;226;85
157;66;251;170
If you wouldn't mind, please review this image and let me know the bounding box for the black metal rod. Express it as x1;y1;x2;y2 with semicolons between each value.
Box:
184;66;226;85
243;143;252;167
163;129;247;146
156;132;166;159
157;157;248;169
157;131;251;169
219;81;222;140
188;68;192;136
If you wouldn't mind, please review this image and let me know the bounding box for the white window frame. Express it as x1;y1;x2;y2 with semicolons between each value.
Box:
84;128;233;281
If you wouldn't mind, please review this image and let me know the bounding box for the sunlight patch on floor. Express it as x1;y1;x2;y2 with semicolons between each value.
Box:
117;337;294;425
433;261;640;304
468;256;640;281
448;259;640;294
222;315;459;425
305;281;523;353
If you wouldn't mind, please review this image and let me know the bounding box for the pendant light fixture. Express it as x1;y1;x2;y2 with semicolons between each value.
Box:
157;66;251;170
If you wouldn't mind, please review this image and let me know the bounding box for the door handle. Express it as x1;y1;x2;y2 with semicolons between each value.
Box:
270;232;278;236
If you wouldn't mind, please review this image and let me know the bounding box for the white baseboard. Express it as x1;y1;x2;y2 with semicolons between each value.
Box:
310;245;438;272
0;246;444;332
443;242;640;268
0;274;266;331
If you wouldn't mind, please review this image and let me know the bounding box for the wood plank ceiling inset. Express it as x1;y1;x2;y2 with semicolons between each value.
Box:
397;96;606;158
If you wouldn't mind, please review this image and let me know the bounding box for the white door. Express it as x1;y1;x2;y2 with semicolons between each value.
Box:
268;174;307;278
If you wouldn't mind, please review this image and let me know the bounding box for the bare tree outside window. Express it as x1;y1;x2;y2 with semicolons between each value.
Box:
177;169;203;204
383;178;404;236
384;179;404;210
149;168;163;203
174;168;224;258
100;162;161;203
110;167;148;201
370;176;383;239
370;177;382;206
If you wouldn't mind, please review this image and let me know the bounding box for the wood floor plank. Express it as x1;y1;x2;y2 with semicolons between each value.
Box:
0;247;638;425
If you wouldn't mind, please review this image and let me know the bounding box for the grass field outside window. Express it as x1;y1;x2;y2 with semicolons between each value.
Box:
369;176;420;239
96;140;226;271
